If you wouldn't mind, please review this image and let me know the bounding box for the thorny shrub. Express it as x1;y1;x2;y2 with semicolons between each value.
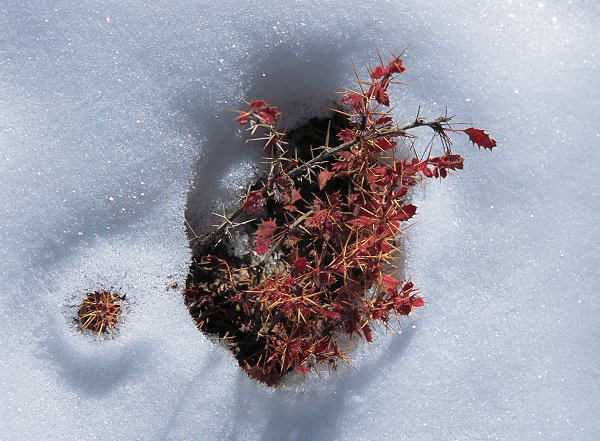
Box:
185;50;496;386
78;289;124;337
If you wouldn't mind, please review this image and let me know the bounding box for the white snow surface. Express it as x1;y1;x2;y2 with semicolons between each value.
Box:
1;1;599;440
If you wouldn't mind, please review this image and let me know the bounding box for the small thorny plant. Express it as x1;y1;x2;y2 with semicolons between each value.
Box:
185;50;497;386
78;290;124;337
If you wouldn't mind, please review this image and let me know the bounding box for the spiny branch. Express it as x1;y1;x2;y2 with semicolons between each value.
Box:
194;115;453;253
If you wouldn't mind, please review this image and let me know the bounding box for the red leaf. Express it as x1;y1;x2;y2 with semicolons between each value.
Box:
253;219;279;254
393;204;417;221
257;109;276;123
387;57;406;74
375;116;393;125
411;296;425;308
256;219;278;240
337;128;355;142
313;338;330;355
463;127;497;150
249;100;269;108
283;188;302;212
252;239;271;255
379;241;393;253
247;100;279;124
391;185;409;199
245;365;280;386
401;281;416;295
318;169;335;191
349;215;375;227
430;154;464;170
323;304;342;321
236;112;250;125
396;301;412;316
380;274;400;291
370;65;388;79
339;93;363;110
429;154;464;179
241;189;265;213
269;176;295;205
375;88;390;106
293;257;308;273
373;137;396;152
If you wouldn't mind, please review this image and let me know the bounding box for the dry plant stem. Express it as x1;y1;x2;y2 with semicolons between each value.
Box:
195;115;452;253
194;204;245;255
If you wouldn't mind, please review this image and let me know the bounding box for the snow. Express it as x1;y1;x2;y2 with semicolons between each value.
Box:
1;1;599;440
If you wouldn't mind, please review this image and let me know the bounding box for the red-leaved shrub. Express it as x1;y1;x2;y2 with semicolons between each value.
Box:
185;50;496;385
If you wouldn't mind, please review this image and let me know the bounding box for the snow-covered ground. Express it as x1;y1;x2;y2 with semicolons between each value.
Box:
1;1;598;440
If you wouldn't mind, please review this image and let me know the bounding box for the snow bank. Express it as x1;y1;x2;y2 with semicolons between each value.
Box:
1;1;598;440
